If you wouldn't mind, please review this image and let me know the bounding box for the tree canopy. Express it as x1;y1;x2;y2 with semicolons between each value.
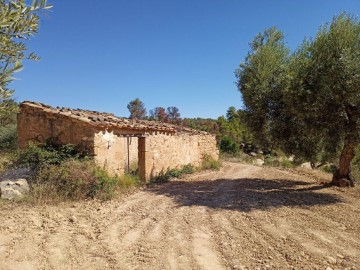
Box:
127;98;147;119
236;13;360;186
166;106;181;122
0;0;52;113
149;107;167;122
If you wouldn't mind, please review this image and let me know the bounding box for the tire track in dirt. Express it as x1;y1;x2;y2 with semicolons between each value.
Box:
165;206;197;270
1;162;360;269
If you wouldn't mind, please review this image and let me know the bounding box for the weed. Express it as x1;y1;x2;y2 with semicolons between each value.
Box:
181;164;195;174
280;159;293;168
13;142;139;203
263;155;280;167
31;160;140;202
321;164;337;174
150;164;196;184
150;172;171;184
201;154;222;170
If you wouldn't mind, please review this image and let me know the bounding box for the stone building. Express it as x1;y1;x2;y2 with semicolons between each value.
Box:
17;101;219;181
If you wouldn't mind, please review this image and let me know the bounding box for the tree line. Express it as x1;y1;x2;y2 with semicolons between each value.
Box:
127;98;181;123
126;98;253;155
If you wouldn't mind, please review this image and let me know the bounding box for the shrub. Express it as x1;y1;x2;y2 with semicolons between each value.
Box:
118;173;140;188
34;159;97;201
0;124;17;151
16;141;85;171
150;164;196;184
182;164;195;174
32;160;139;202
220;136;238;155
0;152;13;173
167;168;183;178
322;164;337;174
15;141;139;202
243;143;257;154
150;172;171;184
201;154;222;170
280;159;293;168
263;155;280;167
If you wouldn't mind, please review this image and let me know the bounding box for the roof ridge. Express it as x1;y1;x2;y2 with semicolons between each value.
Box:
20;101;207;135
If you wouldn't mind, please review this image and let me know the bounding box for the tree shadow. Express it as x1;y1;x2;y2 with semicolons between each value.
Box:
148;178;341;212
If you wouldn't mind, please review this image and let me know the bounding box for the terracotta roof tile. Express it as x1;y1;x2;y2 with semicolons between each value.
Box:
20;101;207;135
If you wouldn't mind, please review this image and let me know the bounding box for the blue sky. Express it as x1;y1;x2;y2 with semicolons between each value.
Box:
10;0;360;118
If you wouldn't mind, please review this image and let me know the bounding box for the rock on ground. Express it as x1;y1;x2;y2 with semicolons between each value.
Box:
0;179;30;200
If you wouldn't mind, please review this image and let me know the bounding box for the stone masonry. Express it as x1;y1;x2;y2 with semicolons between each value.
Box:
18;102;219;181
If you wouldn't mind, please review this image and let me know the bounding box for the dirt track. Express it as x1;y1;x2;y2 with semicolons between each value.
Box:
1;162;360;270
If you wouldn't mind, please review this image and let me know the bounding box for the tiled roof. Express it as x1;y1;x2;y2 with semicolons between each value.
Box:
20;101;206;135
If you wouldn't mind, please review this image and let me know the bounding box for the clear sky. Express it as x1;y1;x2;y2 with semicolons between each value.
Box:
10;0;360;119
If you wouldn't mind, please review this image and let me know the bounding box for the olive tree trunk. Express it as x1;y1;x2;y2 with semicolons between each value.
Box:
332;137;356;187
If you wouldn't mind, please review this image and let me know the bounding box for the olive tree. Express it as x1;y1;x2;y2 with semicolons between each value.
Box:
294;13;360;186
236;13;360;186
0;0;52;112
235;27;290;149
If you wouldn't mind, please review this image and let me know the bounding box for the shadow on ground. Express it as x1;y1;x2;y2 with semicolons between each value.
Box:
148;178;341;212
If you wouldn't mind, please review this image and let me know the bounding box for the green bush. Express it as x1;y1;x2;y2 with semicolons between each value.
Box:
16;141;85;171
150;172;171;184
167;168;183;178
182;164;195;174
118;173;141;188
35;159;97;200
33;160;139;201
280;159;293;168
0;124;17;151
220;136;238;155
322;164;337;174
201;154;222;170
15;141;139;202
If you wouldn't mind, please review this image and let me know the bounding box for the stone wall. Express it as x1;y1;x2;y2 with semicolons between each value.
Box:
93;131;138;176
144;133;219;179
18;105;96;150
18;104;218;181
18;105;138;177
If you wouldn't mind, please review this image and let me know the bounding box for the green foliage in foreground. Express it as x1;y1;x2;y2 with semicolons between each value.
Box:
0;0;52;114
34;160;139;202
14;142;139;202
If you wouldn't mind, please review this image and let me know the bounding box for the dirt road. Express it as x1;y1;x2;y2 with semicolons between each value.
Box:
1;162;360;270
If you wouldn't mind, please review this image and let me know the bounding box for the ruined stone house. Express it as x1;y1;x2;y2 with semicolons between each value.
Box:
17;101;219;181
